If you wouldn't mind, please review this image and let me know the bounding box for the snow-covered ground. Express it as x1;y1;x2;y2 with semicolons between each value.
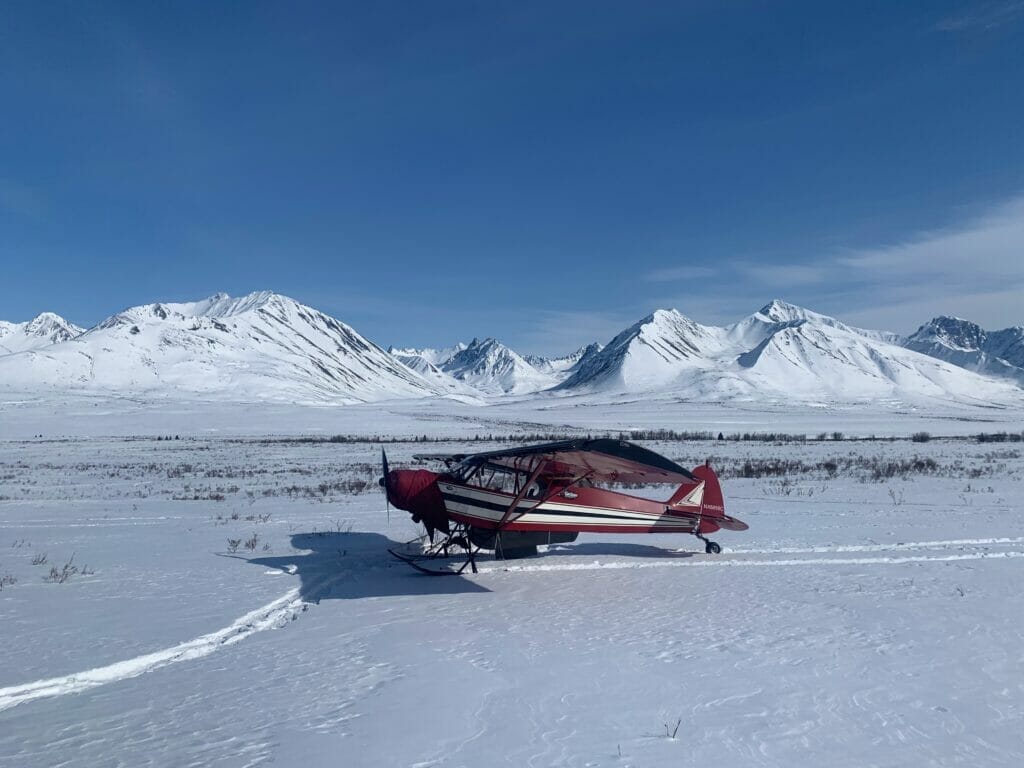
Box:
1;412;1022;767
4;391;1024;440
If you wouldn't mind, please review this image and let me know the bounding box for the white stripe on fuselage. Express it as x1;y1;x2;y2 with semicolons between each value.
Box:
440;483;698;515
439;483;699;530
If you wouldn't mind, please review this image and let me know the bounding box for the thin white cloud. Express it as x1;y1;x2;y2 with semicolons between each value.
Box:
738;263;831;288
936;1;1024;31
514;309;637;357
835;194;1024;331
647;192;1024;335
838;195;1024;282
642;266;716;282
842;286;1024;334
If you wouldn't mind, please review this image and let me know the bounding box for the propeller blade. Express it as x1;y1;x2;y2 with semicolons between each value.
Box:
381;447;391;522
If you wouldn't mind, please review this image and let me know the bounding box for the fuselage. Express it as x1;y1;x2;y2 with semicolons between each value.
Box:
439;479;713;534
385;468;747;537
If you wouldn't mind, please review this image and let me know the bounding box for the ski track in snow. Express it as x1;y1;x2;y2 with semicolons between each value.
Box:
728;536;1024;555
482;550;1024;573
0;517;185;528
0;587;306;713
480;538;1024;574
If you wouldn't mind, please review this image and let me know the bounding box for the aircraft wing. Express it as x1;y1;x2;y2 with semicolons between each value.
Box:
416;438;697;484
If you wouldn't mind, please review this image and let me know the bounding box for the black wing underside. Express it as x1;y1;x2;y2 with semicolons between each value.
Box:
414;438;697;485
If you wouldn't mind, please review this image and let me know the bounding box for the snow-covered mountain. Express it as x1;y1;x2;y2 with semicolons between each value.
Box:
0;292;447;404
388;343;467;367
2;293;1021;408
904;317;1024;385
388;341;603;396
392;352;482;398
440;338;558;395
0;312;84;355
558;309;728;391
557;301;1023;406
524;343;604;377
727;299;902;347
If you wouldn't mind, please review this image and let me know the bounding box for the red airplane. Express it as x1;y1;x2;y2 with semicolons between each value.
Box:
380;438;747;574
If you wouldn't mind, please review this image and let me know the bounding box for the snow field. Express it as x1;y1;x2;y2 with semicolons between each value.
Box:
0;432;1022;766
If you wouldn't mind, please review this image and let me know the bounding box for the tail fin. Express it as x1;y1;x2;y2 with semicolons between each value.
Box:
690;463;725;519
675;463;748;532
668;463;746;533
666;463;724;515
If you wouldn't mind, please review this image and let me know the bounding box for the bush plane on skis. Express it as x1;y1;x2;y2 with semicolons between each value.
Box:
380;438;748;574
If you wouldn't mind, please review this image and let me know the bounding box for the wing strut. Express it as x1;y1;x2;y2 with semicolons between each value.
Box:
495;459;546;530
491;461;596;559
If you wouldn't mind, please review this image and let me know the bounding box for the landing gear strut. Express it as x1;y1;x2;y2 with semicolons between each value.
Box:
695;532;722;555
389;522;480;575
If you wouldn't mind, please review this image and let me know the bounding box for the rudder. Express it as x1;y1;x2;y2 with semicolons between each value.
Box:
690;463;725;519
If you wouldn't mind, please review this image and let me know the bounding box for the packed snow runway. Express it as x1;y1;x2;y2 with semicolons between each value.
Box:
1;429;1023;767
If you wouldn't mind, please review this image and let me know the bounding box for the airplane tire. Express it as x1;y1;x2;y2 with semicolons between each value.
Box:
705;541;721;555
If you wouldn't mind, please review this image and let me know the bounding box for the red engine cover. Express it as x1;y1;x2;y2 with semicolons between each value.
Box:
386;469;450;535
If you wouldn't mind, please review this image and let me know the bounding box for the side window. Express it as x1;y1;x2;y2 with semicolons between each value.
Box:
450;463;477;483
467;465;523;494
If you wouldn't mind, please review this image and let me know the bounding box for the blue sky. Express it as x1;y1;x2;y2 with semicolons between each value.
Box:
2;1;1023;355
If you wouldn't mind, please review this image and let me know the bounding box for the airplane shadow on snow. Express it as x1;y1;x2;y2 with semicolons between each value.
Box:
245;531;491;602
544;541;697;559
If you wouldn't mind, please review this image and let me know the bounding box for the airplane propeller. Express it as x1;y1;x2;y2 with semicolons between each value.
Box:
379;447;441;541
380;447;391;523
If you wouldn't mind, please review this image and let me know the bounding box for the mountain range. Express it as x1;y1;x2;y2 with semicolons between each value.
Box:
0;313;84;355
1;292;1022;408
904;316;1024;386
0;293;448;404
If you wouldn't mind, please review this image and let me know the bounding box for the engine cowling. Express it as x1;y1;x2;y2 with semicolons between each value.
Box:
382;468;450;537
